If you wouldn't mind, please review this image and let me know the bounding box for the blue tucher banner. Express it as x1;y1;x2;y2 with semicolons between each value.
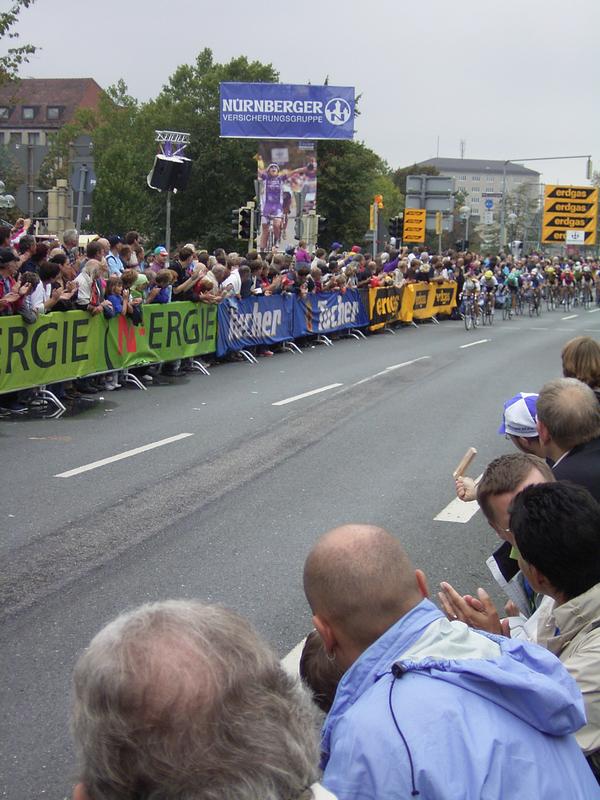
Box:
293;289;369;336
216;294;295;357
220;83;355;140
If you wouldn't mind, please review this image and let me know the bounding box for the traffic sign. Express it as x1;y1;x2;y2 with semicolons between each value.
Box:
544;199;595;215
483;210;494;225
543;215;595;230
542;184;598;246
542;229;596;244
545;185;598;202
484;199;493;210
402;208;426;243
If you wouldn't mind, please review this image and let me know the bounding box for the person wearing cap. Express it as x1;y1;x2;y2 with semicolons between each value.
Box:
456;392;543;504
258;162;306;251
151;246;169;273
481;268;498;308
106;236;124;276
327;242;343;260
499;392;543;457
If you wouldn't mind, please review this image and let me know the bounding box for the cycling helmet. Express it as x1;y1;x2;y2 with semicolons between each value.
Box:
484;270;493;280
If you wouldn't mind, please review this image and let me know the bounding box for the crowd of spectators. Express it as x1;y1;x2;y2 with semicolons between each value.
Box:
63;330;600;798
2;219;600;410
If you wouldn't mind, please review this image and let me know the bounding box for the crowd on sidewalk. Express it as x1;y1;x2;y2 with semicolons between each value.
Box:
62;335;600;798
2;219;600;414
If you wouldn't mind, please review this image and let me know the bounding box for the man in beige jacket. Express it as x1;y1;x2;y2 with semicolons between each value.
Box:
509;482;600;780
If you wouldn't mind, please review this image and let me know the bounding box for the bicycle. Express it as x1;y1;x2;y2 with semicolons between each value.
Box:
501;288;513;321
561;284;573;311
462;293;479;331
527;290;541;317
582;283;593;310
481;291;494;326
544;283;557;312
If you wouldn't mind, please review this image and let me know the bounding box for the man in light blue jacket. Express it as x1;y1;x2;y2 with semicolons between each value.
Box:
303;524;598;799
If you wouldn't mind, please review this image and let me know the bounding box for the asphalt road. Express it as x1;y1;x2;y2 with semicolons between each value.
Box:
1;305;599;799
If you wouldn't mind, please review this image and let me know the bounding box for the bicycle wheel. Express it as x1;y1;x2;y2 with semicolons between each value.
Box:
464;306;472;331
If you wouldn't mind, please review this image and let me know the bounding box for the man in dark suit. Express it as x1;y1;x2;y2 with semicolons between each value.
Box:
537;377;600;502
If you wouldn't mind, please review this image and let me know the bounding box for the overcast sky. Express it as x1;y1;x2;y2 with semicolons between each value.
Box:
16;0;600;186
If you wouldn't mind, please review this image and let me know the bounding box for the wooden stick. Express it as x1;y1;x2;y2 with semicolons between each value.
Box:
453;447;477;479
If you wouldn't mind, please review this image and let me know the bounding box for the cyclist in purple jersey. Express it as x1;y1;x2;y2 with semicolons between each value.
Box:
258;163;307;250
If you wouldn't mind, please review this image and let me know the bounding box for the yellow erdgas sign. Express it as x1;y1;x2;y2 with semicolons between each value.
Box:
542;185;598;245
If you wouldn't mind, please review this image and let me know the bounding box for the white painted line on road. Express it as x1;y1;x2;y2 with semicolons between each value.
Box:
434;497;480;523
352;356;430;386
55;433;194;478
272;383;343;406
528;327;550;331
588;308;600;313
434;474;483;524
282;637;307;677
459;339;490;349
561;314;578;321
385;357;430;371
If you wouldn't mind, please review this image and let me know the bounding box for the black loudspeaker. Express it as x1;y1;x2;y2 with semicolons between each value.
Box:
171;157;192;191
147;155;192;191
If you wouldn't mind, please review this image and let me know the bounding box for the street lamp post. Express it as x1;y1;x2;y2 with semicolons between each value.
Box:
459;205;471;248
0;180;16;216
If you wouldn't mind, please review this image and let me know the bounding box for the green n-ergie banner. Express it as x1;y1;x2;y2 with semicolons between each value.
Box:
0;302;218;394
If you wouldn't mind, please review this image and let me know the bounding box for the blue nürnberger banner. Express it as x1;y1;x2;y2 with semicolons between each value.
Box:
216;295;295;357
220;83;355;140
293;289;369;336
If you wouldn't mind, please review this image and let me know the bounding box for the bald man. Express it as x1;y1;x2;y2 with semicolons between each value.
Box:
303;525;598;800
536;377;600;502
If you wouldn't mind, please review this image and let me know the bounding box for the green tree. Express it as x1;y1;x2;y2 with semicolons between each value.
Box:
0;0;38;85
316;140;401;248
391;163;439;195
91;52;278;247
38;108;98;189
505;182;539;245
90;49;404;250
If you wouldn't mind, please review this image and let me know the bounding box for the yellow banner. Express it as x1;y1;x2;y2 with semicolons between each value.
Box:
545;185;598;203
543;198;596;216
542;183;598;245
367;286;404;331
541;229;597;245
399;281;457;322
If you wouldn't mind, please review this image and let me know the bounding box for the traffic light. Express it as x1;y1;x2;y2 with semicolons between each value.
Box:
388;215;401;238
231;208;241;238
317;215;328;238
240;206;252;239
